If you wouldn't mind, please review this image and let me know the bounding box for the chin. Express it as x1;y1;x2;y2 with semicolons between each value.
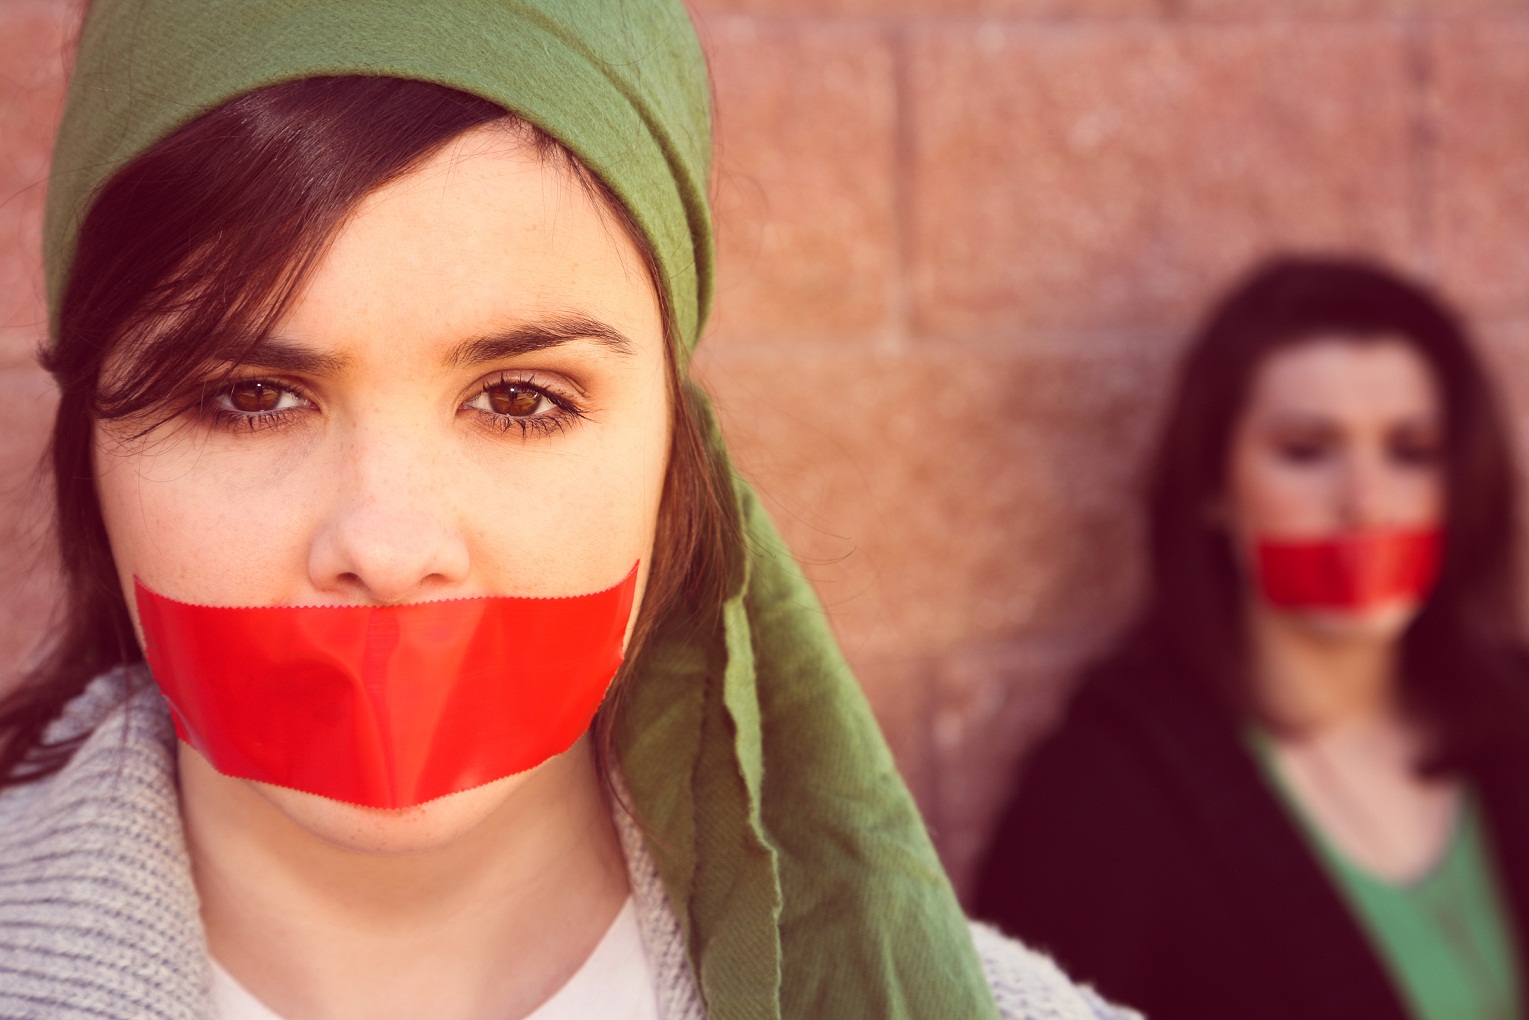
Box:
247;771;534;856
178;736;593;857
1282;598;1422;644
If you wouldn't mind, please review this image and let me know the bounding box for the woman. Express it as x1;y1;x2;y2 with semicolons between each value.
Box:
0;1;1133;1018
977;257;1529;1020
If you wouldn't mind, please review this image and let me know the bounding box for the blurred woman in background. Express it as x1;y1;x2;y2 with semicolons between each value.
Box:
976;257;1529;1020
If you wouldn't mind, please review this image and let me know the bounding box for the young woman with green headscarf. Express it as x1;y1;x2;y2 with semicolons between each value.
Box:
0;1;1137;1018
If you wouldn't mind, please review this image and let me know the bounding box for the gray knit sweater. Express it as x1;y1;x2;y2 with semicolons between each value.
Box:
0;670;1138;1020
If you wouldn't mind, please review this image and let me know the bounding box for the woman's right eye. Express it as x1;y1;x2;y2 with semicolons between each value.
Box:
204;378;312;431
223;380;301;413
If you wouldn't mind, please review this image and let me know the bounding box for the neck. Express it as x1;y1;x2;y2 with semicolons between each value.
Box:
179;739;629;1020
1248;606;1404;731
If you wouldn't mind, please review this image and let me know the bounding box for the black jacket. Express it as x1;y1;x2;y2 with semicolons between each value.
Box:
974;654;1529;1020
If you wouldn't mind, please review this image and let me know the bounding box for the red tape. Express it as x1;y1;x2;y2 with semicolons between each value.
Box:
1254;529;1441;611
135;566;637;808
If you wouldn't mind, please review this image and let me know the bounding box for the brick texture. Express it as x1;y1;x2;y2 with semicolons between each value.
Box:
0;0;73;690
702;17;899;350
0;0;72;369
906;22;1420;342
1430;21;1529;321
929;632;1095;901
1185;0;1529;16
698;343;1160;660
6;0;1529;897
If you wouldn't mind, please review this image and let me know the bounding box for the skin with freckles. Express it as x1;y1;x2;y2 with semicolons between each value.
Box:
1223;337;1458;885
93;126;669;1018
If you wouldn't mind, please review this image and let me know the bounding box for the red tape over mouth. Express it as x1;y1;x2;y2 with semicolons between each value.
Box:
135;566;638;809
1254;529;1442;611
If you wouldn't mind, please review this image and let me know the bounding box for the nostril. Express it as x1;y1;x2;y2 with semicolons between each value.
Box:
308;504;472;604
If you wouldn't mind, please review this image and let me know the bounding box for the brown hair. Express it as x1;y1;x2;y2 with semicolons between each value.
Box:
1103;256;1529;772
1;76;740;786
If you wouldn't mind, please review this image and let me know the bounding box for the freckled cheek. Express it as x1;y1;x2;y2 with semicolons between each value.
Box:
95;408;670;606
94;437;325;606
1226;445;1337;537
459;429;669;593
1402;471;1447;525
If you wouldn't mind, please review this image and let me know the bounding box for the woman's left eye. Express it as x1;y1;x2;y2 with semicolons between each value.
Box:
467;382;554;418
463;377;582;436
1389;436;1442;468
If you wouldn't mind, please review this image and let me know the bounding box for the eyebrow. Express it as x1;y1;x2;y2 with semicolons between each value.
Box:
213;314;637;375
210;336;351;376
445;314;638;368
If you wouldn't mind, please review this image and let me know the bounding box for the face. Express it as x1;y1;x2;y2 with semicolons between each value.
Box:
94;125;671;852
1224;336;1445;638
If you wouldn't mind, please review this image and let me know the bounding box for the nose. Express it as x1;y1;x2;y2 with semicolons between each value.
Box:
1337;446;1395;532
306;429;471;604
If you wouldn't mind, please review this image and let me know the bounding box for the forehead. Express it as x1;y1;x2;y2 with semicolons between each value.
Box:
280;124;662;364
1248;336;1440;421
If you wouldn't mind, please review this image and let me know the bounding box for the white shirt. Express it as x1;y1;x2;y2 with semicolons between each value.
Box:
210;897;659;1020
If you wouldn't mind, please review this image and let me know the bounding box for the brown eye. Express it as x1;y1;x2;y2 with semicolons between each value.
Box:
486;383;544;417
1274;438;1332;465
1389;432;1442;468
228;380;282;412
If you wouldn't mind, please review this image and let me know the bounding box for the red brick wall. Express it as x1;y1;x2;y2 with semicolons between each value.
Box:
0;0;72;711
4;0;1529;895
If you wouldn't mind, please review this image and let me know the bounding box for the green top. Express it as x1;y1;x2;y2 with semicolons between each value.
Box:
43;2;998;1018
1247;730;1521;1020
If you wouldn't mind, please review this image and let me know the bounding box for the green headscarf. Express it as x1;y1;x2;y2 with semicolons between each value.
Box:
43;2;998;1017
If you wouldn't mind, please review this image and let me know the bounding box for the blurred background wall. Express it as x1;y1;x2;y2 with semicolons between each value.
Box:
3;0;1529;898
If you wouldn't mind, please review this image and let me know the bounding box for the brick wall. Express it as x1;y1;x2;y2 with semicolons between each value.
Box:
4;0;1529;897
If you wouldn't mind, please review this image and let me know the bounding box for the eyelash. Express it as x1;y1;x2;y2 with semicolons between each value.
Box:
198;372;587;437
465;372;588;437
200;378;314;434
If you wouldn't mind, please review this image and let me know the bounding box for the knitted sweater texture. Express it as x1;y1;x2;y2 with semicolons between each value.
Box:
0;670;1136;1020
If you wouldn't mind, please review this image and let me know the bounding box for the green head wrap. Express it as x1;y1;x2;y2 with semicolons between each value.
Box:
43;2;998;1017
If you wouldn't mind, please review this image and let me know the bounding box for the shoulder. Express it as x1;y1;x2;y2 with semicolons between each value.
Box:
0;667;154;812
1001;644;1227;817
973;648;1231;933
0;664;178;851
969;921;1142;1020
0;667;210;1020
987;662;1188;836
